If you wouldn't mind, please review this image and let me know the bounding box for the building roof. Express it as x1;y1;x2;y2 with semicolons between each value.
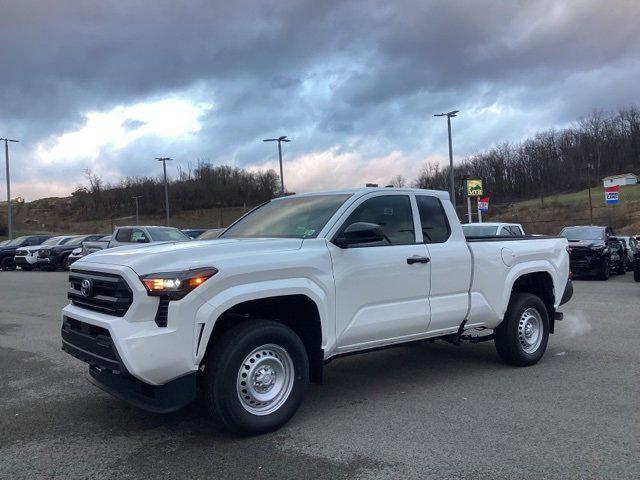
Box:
602;173;637;180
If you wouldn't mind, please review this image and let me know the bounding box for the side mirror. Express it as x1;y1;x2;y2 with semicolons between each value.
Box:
334;222;385;248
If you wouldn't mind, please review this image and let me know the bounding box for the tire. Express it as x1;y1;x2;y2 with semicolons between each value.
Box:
202;320;309;434
63;256;71;271
1;257;16;271
597;256;610;280
494;293;549;367
634;261;640;282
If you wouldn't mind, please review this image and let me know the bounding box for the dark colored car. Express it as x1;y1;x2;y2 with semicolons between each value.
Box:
560;226;625;280
0;235;52;271
181;228;206;239
37;234;105;271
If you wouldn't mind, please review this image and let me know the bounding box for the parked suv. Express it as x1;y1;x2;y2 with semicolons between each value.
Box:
14;235;77;271
560;226;625;280
37;235;105;271
0;235;52;270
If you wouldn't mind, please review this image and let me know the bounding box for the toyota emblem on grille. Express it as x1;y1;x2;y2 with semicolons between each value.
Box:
80;279;93;298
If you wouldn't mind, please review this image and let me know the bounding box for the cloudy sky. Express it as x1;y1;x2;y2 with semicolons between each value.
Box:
1;0;639;200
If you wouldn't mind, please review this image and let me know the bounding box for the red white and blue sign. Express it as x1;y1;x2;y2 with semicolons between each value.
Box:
478;197;489;212
605;185;619;204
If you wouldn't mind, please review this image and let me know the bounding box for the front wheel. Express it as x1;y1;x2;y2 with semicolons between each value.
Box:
634;260;640;282
597;257;610;280
1;257;16;271
202;320;309;434
494;293;549;366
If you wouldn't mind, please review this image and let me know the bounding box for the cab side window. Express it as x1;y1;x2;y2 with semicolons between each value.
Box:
130;230;149;243
416;195;450;243
509;226;524;236
499;227;512;236
339;195;415;245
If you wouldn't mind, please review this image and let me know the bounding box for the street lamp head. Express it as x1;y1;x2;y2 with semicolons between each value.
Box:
278;135;289;142
155;157;173;162
447;110;459;116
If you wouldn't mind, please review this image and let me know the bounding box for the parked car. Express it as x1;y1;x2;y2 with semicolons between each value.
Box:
616;236;635;271
108;226;190;248
67;235;112;267
197;228;226;240
560;226;625;279
462;222;525;237
62;187;572;434
181;228;206;239
14;235;77;271
37;234;105;271
0;235;52;270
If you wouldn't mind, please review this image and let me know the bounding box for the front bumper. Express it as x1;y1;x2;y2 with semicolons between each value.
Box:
569;253;603;274
14;256;36;266
61;262;214;386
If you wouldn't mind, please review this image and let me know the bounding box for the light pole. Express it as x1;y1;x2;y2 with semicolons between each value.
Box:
434;110;459;209
132;195;142;225
586;163;594;225
263;136;290;195
1;138;19;240
155;157;173;226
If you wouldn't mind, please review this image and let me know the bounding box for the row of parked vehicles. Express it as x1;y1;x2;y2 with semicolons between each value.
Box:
0;226;224;271
461;222;640;282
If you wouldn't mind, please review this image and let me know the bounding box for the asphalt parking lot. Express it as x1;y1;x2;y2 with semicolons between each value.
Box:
1;271;639;479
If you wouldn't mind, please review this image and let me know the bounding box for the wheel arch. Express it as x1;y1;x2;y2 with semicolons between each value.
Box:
197;285;328;384
507;270;556;333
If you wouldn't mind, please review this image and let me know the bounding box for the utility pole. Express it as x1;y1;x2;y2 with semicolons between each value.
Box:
1;138;19;240
132;195;142;225
155;157;173;226
263;136;290;195
586;163;594;225
434;111;459;209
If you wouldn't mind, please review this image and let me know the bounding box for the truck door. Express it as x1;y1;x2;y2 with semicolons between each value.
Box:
328;192;431;352
415;195;472;335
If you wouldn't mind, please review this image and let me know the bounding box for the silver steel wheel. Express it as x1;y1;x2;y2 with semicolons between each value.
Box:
236;344;294;416
518;307;543;354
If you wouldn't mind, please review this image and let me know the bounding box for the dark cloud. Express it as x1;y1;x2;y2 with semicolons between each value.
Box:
1;0;639;199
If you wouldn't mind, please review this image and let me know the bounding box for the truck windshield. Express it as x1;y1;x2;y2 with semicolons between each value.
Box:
221;194;352;239
462;225;498;237
560;227;605;241
147;227;191;242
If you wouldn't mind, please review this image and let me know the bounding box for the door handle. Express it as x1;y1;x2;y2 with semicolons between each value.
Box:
407;256;430;265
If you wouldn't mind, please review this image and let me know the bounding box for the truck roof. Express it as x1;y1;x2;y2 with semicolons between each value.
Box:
464;222;522;227
276;187;451;201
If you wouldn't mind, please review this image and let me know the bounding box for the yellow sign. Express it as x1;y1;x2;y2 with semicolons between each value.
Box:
465;179;483;197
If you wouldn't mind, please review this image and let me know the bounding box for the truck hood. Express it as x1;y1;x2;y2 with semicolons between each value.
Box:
567;240;605;249
76;237;304;275
17;245;44;253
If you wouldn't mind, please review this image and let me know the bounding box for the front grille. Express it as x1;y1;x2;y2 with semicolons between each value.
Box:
15;250;27;256
68;269;133;317
61;316;123;373
570;248;589;259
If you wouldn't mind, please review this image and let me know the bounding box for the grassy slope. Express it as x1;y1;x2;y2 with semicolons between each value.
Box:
483;184;640;235
3;184;640;240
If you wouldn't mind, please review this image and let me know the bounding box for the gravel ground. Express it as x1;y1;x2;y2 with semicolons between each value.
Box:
1;270;639;479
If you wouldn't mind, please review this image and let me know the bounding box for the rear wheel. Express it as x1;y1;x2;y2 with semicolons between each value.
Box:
494;293;549;366
202;320;309;434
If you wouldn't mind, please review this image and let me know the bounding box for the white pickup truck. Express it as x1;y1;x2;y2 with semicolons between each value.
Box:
61;187;572;433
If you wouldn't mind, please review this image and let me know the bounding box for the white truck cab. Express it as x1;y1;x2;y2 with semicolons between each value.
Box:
61;188;572;433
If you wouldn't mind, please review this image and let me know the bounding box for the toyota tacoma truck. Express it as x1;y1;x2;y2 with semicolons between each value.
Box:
61;188;573;434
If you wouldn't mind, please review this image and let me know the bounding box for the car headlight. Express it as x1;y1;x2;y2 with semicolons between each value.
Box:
140;267;218;300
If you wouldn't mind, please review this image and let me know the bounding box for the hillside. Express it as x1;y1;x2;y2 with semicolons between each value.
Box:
481;184;640;235
2;184;640;240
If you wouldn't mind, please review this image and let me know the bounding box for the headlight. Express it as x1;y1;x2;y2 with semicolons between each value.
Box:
140;267;218;300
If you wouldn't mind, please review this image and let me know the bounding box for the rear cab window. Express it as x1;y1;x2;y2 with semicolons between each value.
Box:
416;195;450;243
